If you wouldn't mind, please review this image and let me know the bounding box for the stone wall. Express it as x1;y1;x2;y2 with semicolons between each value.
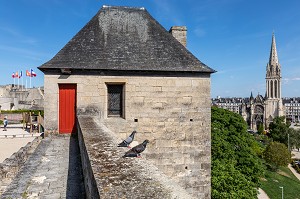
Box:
77;115;194;198
44;73;211;198
0;85;44;110
0;137;41;195
77;119;100;198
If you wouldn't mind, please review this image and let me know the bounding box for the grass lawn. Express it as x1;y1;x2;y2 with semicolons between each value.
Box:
260;166;300;199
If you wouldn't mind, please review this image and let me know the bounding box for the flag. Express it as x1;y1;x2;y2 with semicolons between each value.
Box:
15;72;19;78
31;69;37;77
19;71;22;78
12;72;15;78
26;70;31;76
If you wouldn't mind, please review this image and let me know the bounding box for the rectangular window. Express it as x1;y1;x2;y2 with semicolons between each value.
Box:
107;84;124;117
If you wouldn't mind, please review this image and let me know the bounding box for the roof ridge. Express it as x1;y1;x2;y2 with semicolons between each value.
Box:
102;5;145;10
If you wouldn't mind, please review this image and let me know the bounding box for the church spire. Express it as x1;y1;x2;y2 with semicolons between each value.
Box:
269;32;279;67
266;33;281;99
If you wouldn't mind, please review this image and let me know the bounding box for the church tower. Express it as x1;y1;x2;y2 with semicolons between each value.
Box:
265;33;284;128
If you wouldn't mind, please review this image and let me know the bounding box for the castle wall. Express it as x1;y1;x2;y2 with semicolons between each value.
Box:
0;87;44;111
44;73;211;198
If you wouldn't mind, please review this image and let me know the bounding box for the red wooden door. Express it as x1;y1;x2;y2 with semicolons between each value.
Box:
59;84;76;134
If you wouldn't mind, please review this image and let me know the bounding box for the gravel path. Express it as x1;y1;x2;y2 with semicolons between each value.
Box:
257;188;270;199
288;164;300;181
0;124;39;163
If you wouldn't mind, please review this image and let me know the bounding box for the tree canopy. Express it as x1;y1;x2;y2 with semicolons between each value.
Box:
289;128;300;150
263;141;291;168
268;116;289;145
211;106;264;199
268;116;300;150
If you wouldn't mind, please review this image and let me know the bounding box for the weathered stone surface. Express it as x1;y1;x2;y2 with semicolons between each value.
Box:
43;74;211;197
78;115;194;199
0;137;41;195
0;135;85;198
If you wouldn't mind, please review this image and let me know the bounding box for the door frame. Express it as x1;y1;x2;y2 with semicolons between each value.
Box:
58;84;77;134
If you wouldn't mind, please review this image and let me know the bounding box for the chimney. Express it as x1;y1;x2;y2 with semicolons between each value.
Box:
169;26;187;47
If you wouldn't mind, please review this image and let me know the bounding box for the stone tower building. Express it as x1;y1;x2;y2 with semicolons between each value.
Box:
264;33;284;127
39;6;215;198
238;33;285;131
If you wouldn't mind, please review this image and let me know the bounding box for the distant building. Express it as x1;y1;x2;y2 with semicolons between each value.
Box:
0;84;44;110
213;33;286;131
283;97;300;123
212;97;246;114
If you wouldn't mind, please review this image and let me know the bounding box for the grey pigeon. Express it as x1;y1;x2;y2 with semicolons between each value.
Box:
123;139;149;158
118;130;137;148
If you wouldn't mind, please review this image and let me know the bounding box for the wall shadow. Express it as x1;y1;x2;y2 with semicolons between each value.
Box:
66;133;86;198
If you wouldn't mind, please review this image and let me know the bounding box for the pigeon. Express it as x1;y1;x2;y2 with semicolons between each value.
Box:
118;130;137;148
123;139;149;158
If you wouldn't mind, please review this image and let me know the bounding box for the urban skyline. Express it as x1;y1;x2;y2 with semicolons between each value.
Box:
1;0;300;97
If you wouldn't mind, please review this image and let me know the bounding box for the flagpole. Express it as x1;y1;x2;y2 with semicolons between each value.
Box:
18;75;19;90
25;79;27;91
30;74;32;88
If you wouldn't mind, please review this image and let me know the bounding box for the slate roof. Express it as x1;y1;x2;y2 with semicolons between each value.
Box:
282;97;300;104
38;6;214;73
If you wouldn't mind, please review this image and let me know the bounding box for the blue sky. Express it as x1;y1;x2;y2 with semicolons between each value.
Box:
0;0;299;97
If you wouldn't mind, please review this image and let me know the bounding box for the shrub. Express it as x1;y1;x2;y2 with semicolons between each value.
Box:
263;142;291;170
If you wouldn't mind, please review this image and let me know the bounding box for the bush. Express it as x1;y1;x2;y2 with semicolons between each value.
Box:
263;142;291;169
257;123;264;135
1;110;44;117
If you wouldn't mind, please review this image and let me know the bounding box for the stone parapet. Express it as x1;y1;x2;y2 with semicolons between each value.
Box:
0;137;41;195
77;115;194;199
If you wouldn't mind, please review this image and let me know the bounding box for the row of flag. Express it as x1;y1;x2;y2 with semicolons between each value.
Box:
12;69;36;78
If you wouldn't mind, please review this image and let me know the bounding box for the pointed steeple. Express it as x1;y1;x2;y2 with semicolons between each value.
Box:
265;91;268;99
269;32;279;67
250;91;254;103
266;32;282;99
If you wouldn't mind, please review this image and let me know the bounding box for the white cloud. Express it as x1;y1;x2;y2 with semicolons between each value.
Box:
283;77;300;84
0;26;38;46
194;27;206;37
21;39;38;45
0;45;50;61
0;27;20;37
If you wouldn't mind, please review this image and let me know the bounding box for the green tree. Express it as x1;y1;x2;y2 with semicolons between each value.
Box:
212;107;264;199
263;141;291;169
289;128;300;150
257;123;264;135
268;116;289;145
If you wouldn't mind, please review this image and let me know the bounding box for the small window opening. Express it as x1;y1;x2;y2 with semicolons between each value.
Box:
107;84;124;117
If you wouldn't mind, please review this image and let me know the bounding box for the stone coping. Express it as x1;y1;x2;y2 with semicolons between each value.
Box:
0;137;41;195
77;115;194;199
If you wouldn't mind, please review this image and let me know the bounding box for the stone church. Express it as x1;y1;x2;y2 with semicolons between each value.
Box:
242;33;284;131
39;6;215;198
